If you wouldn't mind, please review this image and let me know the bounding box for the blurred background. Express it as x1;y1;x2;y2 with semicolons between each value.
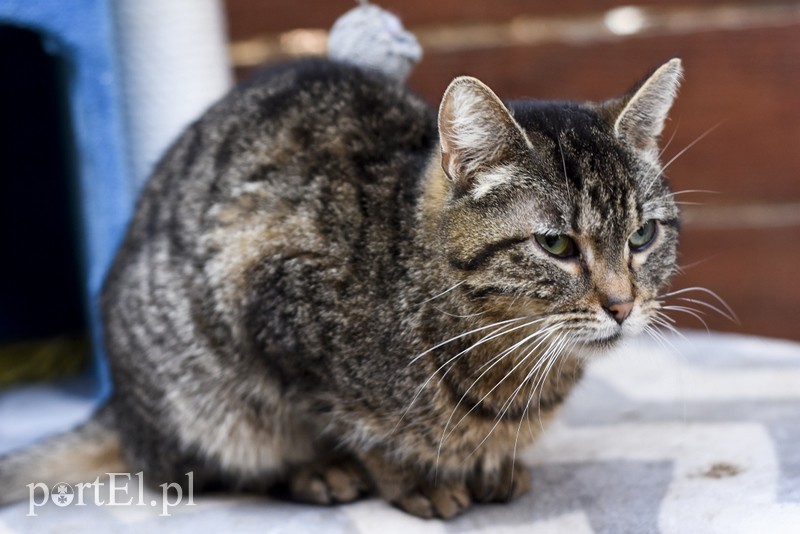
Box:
226;0;800;343
0;0;798;393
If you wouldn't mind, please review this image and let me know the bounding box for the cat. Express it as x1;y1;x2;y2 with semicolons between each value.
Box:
0;56;683;519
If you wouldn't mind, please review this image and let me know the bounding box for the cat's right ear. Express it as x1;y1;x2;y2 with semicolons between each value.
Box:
438;77;529;194
609;58;683;160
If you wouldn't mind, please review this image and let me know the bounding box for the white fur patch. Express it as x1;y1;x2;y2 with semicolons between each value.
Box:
642;206;670;224
439;77;531;180
166;381;314;476
471;165;519;200
445;86;504;176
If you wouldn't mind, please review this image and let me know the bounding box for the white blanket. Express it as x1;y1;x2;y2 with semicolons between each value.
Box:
2;331;799;533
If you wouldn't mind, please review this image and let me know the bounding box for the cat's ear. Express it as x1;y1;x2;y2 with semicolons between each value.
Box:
438;76;529;193
611;58;683;156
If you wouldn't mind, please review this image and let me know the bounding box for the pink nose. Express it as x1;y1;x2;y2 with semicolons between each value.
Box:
603;300;633;325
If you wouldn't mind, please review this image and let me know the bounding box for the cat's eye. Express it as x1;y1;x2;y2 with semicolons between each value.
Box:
629;220;658;251
535;234;577;259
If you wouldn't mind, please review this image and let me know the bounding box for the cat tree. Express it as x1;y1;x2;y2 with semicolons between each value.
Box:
0;0;230;395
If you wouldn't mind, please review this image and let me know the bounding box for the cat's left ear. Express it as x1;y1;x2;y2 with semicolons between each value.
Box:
609;58;683;158
438;76;530;194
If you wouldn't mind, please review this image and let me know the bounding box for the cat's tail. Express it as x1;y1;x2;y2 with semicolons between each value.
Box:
0;404;126;505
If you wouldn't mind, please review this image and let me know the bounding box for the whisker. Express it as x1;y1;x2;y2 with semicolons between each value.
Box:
470;322;555;377
557;136;572;203
407;316;526;366
644;324;680;355
523;349;547;442
419;280;465;306
660;123;722;176
644;322;689;422
439;323;563;448
648;318;684;350
676;255;718;273
661;305;710;332
658;120;679;159
510;332;572;486
644;324;664;349
394;317;531;435
669;189;720;197
501;332;564;419
465;331;565;461
517;331;574;446
436;319;547;384
533;333;573;428
506;330;569;432
652;189;720;202
431;306;487;319
439;324;567;463
675;297;739;324
653;309;677;324
652;313;687;342
515;354;546;461
553;329;579;382
659;286;737;322
641;123;722;197
502;291;524;315
430;320;558;470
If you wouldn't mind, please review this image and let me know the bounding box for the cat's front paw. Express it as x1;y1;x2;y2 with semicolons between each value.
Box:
392;481;472;519
468;459;530;503
287;459;370;504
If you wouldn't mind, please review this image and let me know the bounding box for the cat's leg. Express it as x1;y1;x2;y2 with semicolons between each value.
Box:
357;452;531;518
358;451;472;519
467;456;530;503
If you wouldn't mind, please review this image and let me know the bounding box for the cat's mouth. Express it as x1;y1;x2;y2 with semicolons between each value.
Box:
585;331;623;349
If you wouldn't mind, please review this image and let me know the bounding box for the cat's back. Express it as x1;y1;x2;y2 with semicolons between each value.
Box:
130;59;436;254
103;59;438;361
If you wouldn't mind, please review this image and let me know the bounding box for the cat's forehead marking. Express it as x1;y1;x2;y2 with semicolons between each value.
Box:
513;106;644;237
576;175;637;237
471;164;522;201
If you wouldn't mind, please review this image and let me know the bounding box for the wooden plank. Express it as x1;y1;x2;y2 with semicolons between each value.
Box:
672;225;800;341
224;0;792;38
224;5;800;342
407;24;800;203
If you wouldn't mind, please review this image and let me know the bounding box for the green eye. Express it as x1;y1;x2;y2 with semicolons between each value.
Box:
535;234;577;258
629;220;658;251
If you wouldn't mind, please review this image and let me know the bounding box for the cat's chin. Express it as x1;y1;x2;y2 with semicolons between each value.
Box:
572;331;625;359
587;331;623;348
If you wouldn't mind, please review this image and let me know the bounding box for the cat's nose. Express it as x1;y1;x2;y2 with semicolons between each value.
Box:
603;299;634;325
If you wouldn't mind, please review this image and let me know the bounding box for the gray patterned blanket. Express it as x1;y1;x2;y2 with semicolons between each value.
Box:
1;331;798;533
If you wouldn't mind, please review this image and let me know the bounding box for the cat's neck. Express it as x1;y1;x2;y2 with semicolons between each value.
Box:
409;151;461;301
417;150;450;236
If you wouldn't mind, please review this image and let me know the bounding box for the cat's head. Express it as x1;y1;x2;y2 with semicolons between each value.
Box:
432;59;683;350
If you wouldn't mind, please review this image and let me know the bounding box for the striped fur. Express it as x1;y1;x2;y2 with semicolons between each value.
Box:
0;58;683;518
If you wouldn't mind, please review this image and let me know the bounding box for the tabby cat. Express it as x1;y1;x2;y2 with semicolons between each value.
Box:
0;57;683;518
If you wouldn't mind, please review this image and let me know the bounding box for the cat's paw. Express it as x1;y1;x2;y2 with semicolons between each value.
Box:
288;459;369;504
468;459;530;503
392;482;472;519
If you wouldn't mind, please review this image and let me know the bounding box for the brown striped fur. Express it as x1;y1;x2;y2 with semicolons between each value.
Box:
0;58;683;518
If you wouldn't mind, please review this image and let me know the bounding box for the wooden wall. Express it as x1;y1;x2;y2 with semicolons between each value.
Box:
224;0;800;341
